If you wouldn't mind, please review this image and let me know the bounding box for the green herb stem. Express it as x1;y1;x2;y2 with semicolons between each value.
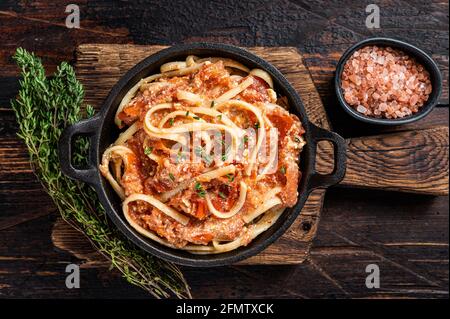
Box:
11;48;191;299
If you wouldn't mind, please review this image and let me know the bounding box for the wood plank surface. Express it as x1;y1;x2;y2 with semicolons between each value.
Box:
59;44;448;266
320;127;449;195
0;0;448;299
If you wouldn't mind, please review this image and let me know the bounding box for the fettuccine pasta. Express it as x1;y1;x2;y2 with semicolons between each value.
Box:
100;55;306;253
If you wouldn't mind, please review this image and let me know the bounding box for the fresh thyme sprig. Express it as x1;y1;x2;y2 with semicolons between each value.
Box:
11;48;191;299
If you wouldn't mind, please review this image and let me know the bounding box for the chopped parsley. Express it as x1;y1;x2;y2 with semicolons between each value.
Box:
193;116;200;120
226;174;235;182
217;114;222;120
221;145;231;162
169;173;175;181
254;122;260;129
185;111;190;116
144;146;153;155
197;190;206;198
168;118;174;126
210;100;215;108
195;182;206;198
243;135;249;143
280;166;286;174
294;136;301;143
218;191;227;200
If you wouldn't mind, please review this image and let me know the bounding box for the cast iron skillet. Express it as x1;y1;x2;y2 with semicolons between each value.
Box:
58;43;347;267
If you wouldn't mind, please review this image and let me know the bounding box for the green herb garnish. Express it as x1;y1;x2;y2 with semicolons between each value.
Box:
195;182;206;198
144;146;153;155
11;48;190;299
254;122;260;129
198;191;206;198
221;145;231;162
218;191;227;200
226;174;235;182
217;114;222;120
193;116;200;120
169;173;175;181
169;118;175;126
210;100;215;108
280;166;286;174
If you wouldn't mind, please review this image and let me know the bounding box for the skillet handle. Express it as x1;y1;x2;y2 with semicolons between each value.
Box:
58;116;101;185
306;123;347;190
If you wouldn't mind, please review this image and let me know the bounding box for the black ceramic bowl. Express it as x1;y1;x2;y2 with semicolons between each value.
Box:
58;43;346;267
335;37;442;125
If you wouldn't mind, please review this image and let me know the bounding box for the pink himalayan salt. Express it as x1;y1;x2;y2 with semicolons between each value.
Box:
356;105;367;113
341;45;432;119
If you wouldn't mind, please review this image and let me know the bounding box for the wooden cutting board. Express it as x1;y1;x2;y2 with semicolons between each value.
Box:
51;44;448;266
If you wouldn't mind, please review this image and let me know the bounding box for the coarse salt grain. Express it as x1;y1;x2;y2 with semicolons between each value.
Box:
356;105;367;113
341;45;432;119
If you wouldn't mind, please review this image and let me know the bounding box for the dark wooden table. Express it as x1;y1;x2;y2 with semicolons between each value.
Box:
0;1;448;299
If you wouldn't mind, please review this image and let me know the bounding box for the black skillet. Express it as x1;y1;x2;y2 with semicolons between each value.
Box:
58;43;346;267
